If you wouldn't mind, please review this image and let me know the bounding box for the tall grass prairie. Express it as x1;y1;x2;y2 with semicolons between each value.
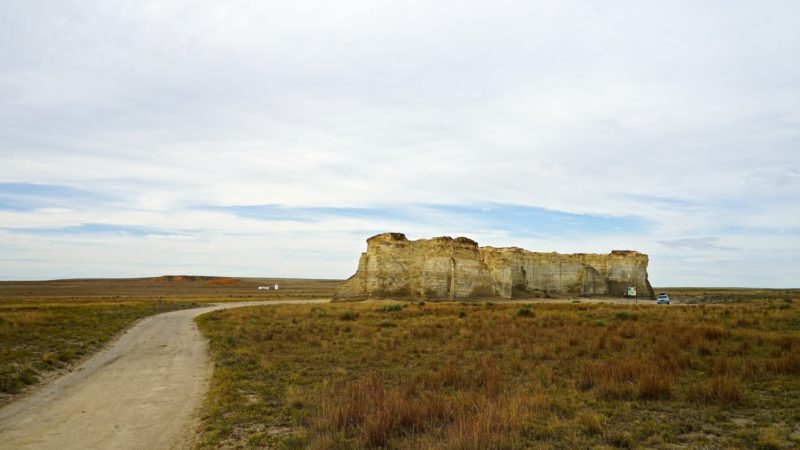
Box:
197;297;800;449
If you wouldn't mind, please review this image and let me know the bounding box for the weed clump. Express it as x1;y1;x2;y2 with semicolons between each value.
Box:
577;410;607;436
766;352;800;374
701;325;728;340
516;306;534;317
338;311;358;321
690;376;746;405
376;304;403;312
637;371;672;400
0;366;38;393
756;427;783;450
579;358;673;401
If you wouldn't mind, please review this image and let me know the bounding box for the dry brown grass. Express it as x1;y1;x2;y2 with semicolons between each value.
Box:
690;375;746;405
196;297;800;449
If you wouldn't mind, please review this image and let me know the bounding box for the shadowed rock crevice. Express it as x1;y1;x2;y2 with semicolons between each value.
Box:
334;233;654;301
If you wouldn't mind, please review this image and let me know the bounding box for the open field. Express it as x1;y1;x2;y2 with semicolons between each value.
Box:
0;276;340;403
0;276;341;304
196;293;800;449
655;288;800;304
2;279;798;448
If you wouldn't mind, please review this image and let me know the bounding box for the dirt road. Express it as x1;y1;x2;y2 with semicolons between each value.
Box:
0;299;329;450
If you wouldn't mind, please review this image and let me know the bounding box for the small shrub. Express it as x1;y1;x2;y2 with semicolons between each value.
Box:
376;305;403;312
278;434;307;450
377;321;397;328
284;385;305;410
458;311;467;319
0;366;39;394
756;427;783;450
516;306;534;317
606;431;635;449
577;410;607;436
637;371;672;400
701;325;728;340
17;367;38;386
247;433;266;446
41;352;59;366
339;311;358;321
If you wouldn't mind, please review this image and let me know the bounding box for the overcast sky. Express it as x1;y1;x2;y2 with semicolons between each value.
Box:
1;1;798;286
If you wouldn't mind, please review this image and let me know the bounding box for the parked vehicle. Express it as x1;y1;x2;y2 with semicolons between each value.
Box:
657;293;670;304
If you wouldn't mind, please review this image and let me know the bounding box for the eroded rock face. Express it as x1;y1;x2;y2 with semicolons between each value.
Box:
334;233;654;300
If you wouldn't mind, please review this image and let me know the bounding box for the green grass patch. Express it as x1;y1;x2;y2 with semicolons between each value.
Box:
376;304;404;312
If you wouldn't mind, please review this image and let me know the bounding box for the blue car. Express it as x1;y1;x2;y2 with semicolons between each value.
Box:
656;293;670;304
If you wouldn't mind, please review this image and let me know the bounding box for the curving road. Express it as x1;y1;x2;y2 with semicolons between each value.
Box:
0;299;329;450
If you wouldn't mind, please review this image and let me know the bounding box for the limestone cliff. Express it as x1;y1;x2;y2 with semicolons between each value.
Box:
334;233;654;300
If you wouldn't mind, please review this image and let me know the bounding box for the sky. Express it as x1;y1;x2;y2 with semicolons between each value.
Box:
0;1;799;287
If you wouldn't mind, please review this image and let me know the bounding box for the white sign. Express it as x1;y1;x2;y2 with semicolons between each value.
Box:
627;287;636;297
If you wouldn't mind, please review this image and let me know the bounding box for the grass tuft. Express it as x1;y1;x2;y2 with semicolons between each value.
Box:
690;375;746;405
516;306;534;317
376;304;403;312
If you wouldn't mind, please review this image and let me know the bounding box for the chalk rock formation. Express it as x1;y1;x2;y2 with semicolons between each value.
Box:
334;233;654;301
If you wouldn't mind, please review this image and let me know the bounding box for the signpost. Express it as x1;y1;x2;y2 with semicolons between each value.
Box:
627;286;637;304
